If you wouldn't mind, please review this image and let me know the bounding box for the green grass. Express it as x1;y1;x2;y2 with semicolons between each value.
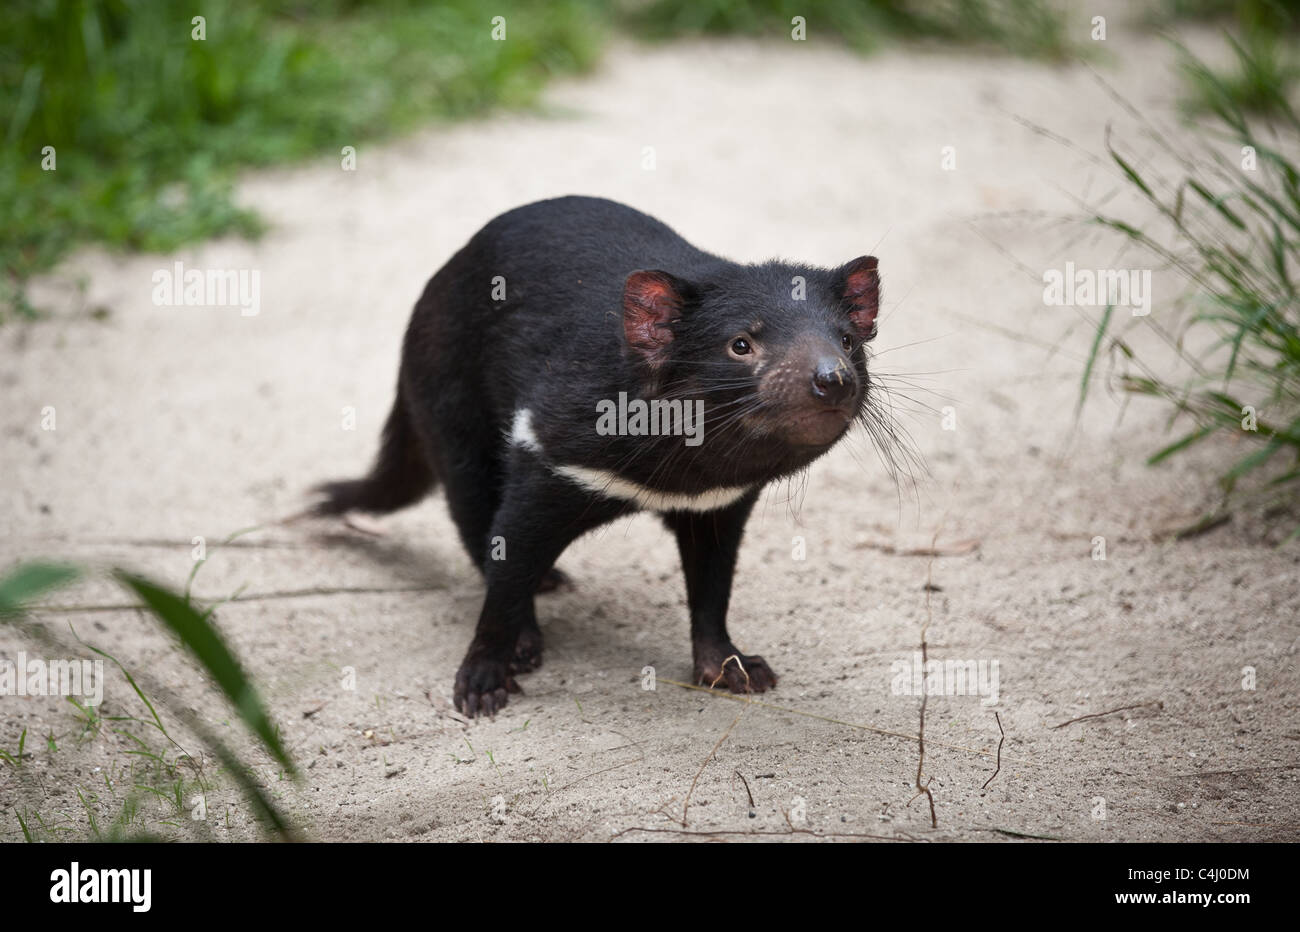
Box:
0;555;299;839
1146;2;1300;122
1148;0;1300;28
1084;37;1300;537
1179;30;1300;123
621;0;1072;57
0;728;27;768
1;0;606;318
0;0;1084;319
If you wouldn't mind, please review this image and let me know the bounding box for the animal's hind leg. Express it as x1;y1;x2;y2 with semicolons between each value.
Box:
437;445;504;571
535;567;573;593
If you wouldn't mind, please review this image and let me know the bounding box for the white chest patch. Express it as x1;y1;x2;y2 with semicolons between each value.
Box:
509;408;543;452
508;407;752;513
552;464;752;513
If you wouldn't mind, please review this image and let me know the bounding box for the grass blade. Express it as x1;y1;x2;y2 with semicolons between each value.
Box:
113;571;295;777
0;563;79;616
1078;303;1115;414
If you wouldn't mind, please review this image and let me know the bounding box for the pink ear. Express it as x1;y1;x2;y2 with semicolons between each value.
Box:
839;256;880;337
623;270;687;367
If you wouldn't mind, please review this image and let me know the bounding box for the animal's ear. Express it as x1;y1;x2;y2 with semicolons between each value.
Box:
835;255;880;338
623;270;692;367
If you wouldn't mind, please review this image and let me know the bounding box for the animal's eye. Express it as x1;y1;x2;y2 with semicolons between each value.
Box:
730;337;752;356
841;334;854;352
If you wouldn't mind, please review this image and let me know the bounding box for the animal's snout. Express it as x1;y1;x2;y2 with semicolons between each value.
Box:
810;356;857;407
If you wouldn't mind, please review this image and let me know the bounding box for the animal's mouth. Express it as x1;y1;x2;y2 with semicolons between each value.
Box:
779;406;854;447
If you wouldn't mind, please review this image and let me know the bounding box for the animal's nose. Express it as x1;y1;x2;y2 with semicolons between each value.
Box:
810;356;856;406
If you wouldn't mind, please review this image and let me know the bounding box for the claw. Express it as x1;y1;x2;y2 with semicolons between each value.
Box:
693;646;779;695
454;657;522;718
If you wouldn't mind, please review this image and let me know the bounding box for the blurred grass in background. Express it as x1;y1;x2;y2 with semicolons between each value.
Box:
1088;26;1300;536
2;0;1296;322
1;0;605;317
1150;0;1300;119
623;0;1072;57
1;0;1086;318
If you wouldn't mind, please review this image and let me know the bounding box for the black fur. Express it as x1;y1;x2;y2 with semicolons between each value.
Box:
314;196;880;716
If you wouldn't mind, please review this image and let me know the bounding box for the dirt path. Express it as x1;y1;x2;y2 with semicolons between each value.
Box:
3;33;1297;842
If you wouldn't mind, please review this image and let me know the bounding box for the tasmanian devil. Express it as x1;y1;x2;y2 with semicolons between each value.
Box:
314;196;880;717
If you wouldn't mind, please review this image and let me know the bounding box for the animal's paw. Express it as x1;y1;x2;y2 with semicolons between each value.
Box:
454;654;520;718
510;624;545;674
693;643;778;694
535;567;573;594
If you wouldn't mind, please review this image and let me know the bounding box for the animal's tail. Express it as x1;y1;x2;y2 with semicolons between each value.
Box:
312;384;437;516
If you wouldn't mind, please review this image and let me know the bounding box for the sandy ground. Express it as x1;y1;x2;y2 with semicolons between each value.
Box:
3;26;1298;842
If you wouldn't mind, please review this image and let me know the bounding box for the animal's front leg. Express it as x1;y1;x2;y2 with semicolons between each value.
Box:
663;491;777;693
454;459;623;717
454;581;534;718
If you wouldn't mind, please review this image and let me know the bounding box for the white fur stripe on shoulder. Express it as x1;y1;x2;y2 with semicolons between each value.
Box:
552;464;751;513
509;408;542;452
508;407;751;512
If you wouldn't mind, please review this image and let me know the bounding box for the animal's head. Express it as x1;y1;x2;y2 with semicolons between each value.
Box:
621;256;880;458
